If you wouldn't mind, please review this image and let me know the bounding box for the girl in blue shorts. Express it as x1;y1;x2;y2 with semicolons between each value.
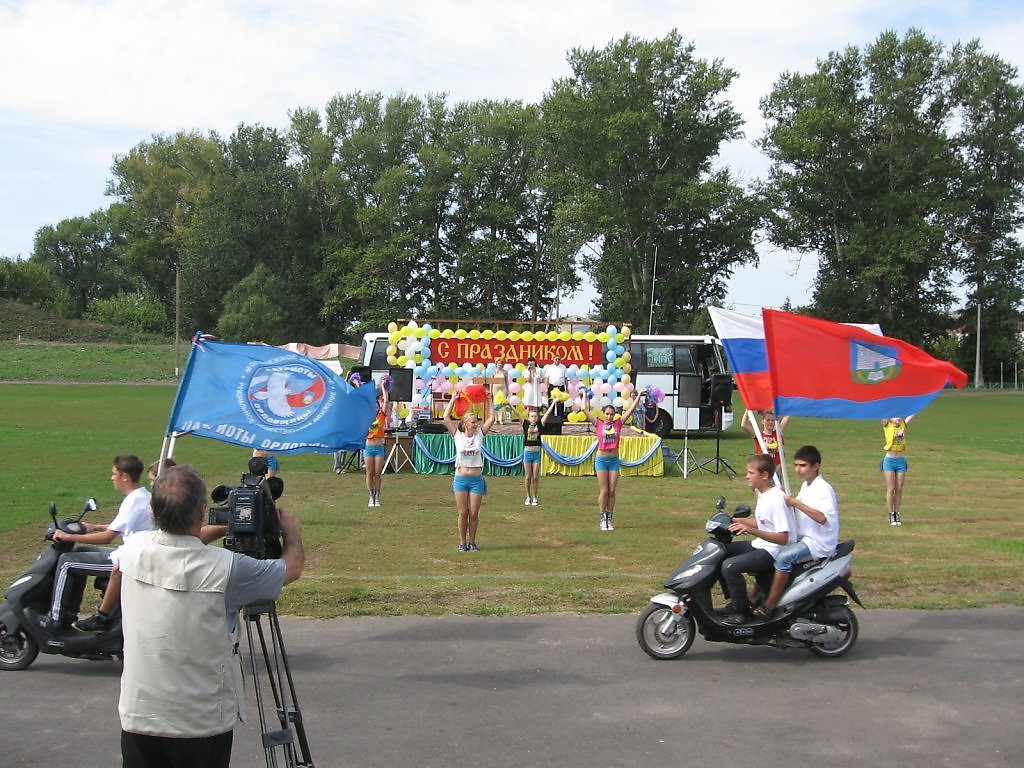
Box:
522;400;557;506
882;415;914;526
444;394;495;552
582;391;640;531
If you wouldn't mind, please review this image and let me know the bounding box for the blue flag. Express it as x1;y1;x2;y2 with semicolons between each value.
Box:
167;336;377;453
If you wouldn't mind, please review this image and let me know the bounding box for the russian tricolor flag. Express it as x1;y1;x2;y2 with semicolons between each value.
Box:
708;306;773;411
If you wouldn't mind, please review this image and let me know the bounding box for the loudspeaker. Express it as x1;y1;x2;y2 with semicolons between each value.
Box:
420;422;447;434
676;375;704;408
710;374;734;408
388;367;413;402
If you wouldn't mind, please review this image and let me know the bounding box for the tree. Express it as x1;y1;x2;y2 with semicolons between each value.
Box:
182;124;316;340
107;131;226;333
944;41;1024;385
760;29;957;344
215;263;290;342
31;210;123;317
542;30;762;331
0;258;69;314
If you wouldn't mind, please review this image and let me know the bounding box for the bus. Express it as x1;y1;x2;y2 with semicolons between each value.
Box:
627;335;734;438
359;328;734;437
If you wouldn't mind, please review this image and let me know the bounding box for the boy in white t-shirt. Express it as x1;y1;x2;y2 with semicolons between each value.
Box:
41;455;153;631
719;454;792;625
755;445;839;618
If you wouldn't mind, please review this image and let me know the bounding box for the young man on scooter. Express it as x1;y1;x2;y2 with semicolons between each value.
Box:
718;454;792;625
755;445;839;618
36;455;153;631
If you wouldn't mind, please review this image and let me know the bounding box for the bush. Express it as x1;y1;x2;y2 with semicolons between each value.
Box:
85;292;171;334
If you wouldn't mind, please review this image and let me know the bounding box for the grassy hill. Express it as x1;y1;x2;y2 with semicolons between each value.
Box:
0;298;171;344
0;299;178;381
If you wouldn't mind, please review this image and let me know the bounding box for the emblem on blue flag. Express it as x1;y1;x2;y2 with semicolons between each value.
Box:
246;361;328;427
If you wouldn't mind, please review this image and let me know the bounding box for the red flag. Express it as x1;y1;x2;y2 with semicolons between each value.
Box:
763;310;968;419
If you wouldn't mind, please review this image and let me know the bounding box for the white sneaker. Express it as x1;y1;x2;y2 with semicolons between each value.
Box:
524;497;532;506
531;497;539;506
599;512;608;531
605;513;614;531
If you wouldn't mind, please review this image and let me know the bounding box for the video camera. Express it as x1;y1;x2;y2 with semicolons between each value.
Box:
208;456;284;559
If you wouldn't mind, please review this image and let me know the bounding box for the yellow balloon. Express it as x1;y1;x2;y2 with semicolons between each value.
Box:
598;332;610;343
572;331;584;341
386;355;398;366
496;330;508;340
584;332;597;342
386;344;397;356
615;333;624;344
442;328;454;338
414;328;426;338
469;329;480;339
396;355;408;367
622;326;631;338
414;353;424;364
621;373;631;384
482;329;494;339
455;329;468;339
622;351;631;362
559;331;571;341
387;322;398;333
614;357;624;368
509;331;521;341
389;331;401;344
429;328;440;339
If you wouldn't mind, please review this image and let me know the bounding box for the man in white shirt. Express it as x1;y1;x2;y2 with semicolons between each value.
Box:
543;354;568;417
719;453;792;624
42;455;153;630
757;445;840;617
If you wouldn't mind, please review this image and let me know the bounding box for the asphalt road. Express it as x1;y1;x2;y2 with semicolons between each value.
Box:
7;608;1022;768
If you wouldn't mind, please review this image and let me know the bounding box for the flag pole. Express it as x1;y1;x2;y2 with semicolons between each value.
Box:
158;335;202;472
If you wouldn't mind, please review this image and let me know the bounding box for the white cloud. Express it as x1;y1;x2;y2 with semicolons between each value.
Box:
1;0;1021;309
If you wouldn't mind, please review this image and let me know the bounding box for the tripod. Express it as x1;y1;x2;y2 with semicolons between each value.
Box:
241;601;314;767
384;432;415;473
699;421;735;479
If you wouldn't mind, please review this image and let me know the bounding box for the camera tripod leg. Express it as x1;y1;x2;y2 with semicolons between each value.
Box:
242;602;314;768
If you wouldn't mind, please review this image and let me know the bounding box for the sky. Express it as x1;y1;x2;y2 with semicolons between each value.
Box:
2;0;1023;318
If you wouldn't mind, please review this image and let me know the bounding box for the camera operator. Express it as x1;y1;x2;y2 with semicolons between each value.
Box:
117;464;304;768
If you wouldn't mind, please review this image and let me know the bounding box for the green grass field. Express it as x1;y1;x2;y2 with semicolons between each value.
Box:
2;379;1021;617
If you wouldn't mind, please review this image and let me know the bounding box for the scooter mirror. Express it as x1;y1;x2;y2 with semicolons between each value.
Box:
715;496;726;511
733;504;752;518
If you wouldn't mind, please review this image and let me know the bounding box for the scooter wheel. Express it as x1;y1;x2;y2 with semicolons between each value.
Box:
807;605;858;658
0;625;40;671
636;603;695;660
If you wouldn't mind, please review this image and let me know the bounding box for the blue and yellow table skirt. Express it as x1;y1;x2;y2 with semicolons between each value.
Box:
413;433;663;477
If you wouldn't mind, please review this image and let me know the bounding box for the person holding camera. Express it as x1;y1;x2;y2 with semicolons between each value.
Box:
118;464;304;768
